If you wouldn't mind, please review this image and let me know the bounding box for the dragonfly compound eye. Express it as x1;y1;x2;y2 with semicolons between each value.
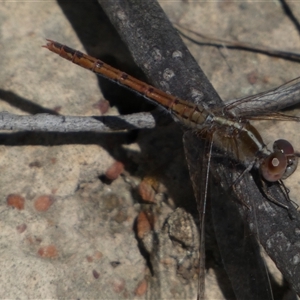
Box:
260;152;287;182
273;139;294;155
273;139;298;179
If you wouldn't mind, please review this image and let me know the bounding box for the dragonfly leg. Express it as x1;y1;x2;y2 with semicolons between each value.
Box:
231;184;250;209
232;160;256;187
278;180;299;219
260;179;289;210
229;160;257;209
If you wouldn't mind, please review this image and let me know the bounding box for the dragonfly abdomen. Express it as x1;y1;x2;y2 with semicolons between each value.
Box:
44;39;210;124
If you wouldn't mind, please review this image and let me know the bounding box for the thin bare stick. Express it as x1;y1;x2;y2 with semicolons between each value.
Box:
0;111;157;132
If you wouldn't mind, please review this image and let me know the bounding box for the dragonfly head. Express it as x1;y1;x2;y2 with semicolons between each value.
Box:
260;139;298;182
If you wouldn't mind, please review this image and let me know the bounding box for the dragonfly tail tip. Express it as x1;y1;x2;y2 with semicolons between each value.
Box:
42;39;55;49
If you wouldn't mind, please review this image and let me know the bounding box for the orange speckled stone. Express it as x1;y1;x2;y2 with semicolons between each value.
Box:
138;180;156;203
105;161;124;181
136;211;154;239
34;195;54;212
37;245;58;258
6;194;25;210
135;279;148;296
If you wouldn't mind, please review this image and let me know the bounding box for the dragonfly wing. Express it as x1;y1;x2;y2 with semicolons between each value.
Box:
184;129;274;300
223;76;300;118
210;162;274;300
183;130;213;300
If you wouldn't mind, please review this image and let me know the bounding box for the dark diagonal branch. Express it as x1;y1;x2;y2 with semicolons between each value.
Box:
98;0;300;297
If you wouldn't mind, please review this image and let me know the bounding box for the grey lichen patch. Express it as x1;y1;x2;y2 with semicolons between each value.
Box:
248;222;255;231
190;88;204;105
258;200;277;217
266;231;288;252
163;68;175;81
151;47;162;61
143;63;150;70
116;10;127;21
172;50;183;59
292;253;300;265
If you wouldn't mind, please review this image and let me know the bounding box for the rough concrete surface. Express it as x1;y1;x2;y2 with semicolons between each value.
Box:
0;1;300;299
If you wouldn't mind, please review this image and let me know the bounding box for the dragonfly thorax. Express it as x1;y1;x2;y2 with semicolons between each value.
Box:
207;116;298;182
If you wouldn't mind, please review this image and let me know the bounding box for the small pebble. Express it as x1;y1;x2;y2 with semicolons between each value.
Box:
34;195;54;212
112;278;125;293
7;194;25;210
247;71;259;85
86;255;93;263
93;269;100;279
135;279;148;296
93;99;110;114
16;224;27;233
93;251;103;260
37;245;58;258
105;161;124;181
28;161;42;168
110;261;121;268
138;180;156;203
136;211;154;239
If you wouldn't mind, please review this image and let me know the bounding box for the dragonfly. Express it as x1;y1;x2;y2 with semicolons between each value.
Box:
43;39;300;299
